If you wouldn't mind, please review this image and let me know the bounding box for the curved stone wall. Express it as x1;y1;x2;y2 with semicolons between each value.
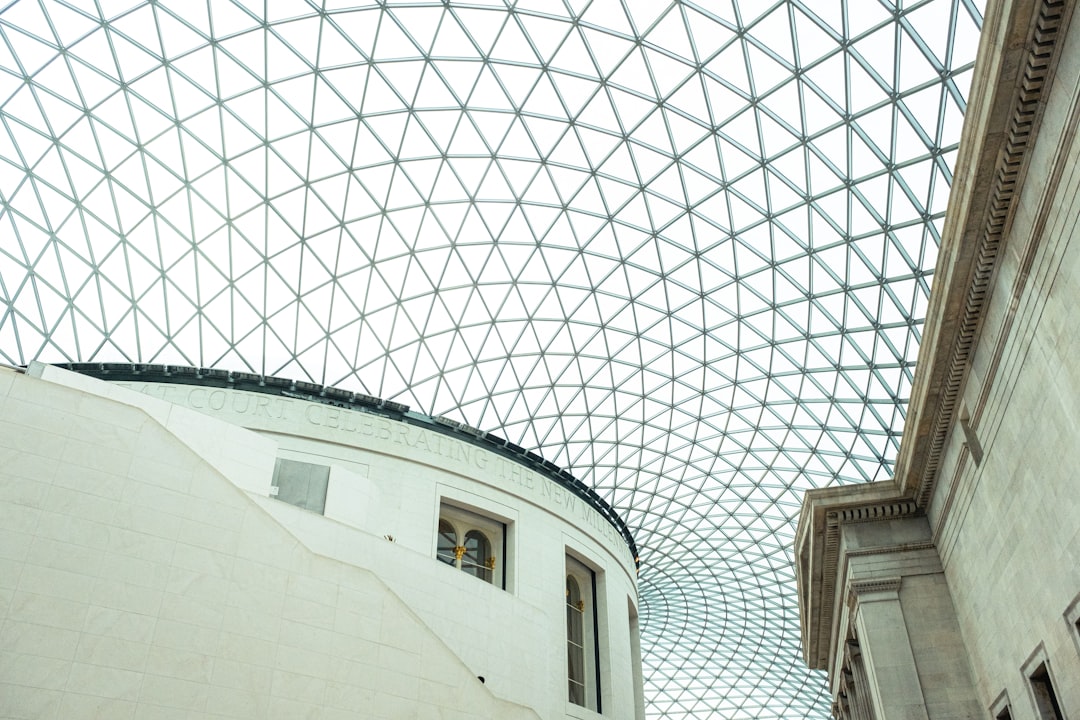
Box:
3;363;643;720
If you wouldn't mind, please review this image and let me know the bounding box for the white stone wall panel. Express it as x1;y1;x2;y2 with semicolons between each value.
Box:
0;366;641;719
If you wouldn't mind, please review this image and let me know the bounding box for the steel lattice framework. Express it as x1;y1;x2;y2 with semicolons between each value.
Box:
0;1;983;718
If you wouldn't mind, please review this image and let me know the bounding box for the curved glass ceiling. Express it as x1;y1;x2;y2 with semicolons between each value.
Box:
0;1;982;718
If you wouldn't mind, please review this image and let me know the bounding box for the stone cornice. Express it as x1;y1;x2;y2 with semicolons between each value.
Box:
795;0;1076;676
847;577;902;605
893;0;1073;507
830;500;919;526
795;483;921;670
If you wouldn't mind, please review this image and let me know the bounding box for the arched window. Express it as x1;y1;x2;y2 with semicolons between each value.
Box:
565;554;600;711
435;503;505;588
566;575;586;706
462;529;492;582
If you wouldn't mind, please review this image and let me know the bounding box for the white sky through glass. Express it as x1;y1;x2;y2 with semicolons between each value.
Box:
0;1;983;717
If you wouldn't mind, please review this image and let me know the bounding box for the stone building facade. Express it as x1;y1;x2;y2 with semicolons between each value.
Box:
795;2;1080;720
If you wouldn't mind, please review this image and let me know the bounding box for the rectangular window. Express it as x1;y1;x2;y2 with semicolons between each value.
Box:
436;502;506;589
271;458;329;513
566;554;601;713
1029;662;1065;720
990;690;1012;720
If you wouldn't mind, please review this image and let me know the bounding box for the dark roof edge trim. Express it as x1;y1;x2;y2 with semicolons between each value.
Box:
54;362;639;568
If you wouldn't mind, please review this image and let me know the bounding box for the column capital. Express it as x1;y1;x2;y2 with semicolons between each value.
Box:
847;577;902;611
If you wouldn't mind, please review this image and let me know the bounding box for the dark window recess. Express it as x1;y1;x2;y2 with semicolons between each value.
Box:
1029;663;1065;720
272;458;329;514
996;704;1012;720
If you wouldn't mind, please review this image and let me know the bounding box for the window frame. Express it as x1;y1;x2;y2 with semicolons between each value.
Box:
1021;644;1067;720
565;552;601;714
1063;590;1080;659
271;457;330;514
436;502;506;589
990;689;1012;720
567;573;587;706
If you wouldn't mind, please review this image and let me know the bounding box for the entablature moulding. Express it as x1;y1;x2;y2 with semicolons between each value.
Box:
795;486;929;674
795;0;1075;678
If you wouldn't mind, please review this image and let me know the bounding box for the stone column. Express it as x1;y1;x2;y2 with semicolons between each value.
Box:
846;640;875;720
849;577;928;720
839;670;861;720
836;692;852;720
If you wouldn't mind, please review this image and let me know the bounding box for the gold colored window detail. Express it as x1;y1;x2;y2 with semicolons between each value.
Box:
436;503;505;588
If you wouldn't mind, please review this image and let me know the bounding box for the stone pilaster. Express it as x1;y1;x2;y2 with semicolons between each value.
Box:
845;640;875;720
848;578;929;720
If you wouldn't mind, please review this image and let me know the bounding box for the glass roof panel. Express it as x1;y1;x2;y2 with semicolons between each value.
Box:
0;0;984;717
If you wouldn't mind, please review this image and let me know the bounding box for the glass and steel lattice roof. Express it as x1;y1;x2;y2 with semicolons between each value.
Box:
0;1;983;718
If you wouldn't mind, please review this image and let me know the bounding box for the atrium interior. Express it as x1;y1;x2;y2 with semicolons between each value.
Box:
4;1;1076;719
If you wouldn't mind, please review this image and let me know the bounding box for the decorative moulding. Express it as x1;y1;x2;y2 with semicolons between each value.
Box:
846;577;903;611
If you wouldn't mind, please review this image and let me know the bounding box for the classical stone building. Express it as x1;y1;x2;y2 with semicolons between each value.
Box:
795;2;1080;720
